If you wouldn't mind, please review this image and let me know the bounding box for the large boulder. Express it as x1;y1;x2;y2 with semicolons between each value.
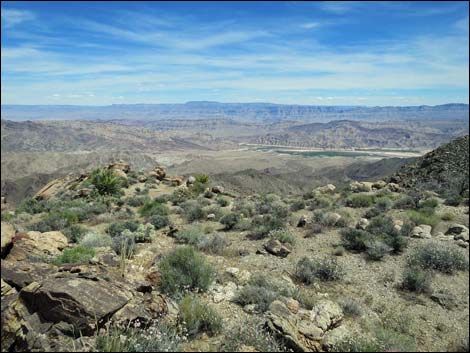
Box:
349;181;372;192
6;231;68;262
266;299;344;352
264;239;292;258
108;160;130;173
411;225;432;239
1;222;15;257
355;218;369;230
20;274;132;335
314;184;336;194
1;261;56;290
445;224;469;242
212;185;225;194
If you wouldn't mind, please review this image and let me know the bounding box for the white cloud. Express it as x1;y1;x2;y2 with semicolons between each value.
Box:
300;22;320;29
1;8;35;28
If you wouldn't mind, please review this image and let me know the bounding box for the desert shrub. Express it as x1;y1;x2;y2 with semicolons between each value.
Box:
232;199;256;217
126;195;149;207
154;194;170;203
220;318;284;352
333;246;345;256
216;196;230;207
52;245;95;265
169;187;192;205
30;210;79;232
220;212;241;230
309;195;333;209
249;213;286;240
419;198;439;209
139;200;169;218
235;275;291;312
407;242;468;274
89;168;123;196
112;231;136;257
346;194;375;208
340;298;363;317
295;257;343;283
376;188;392;197
195;174;209;184
79;232;113;248
175;227;206;246
366;216;397;237
235;217;252;231
440;212;455;221
1;212;15;222
203;204;226;220
107;220;139;237
196;233;230;255
406;210;439;227
332;335;382;352
17;197;48;214
159;246;214;296
290;199;306;211
148;214;170;229
63;224;88;243
363;207;380;219
375;197;393;212
401;266;433;293
268;228;296;245
393;195;416;209
179;294;222;337
386;234;408;254
312;210;341;227
366;240;392;261
132;223;155;243
179;200;207;222
95;321;182;352
444;194;462;206
341;228;371;252
305;223;324;238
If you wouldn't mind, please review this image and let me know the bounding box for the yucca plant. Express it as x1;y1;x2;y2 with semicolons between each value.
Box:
89;168;122;196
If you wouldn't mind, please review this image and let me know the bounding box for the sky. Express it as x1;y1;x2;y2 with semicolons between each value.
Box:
1;1;469;106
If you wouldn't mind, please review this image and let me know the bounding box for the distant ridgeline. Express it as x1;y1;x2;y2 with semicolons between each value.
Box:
1;102;468;122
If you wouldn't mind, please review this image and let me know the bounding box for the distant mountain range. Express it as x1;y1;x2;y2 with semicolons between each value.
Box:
1;102;468;122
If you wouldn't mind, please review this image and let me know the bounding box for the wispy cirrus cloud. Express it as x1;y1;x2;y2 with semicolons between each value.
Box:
1;8;35;28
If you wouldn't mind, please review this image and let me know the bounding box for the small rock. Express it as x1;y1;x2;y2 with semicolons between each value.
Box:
212;185;224;194
264;239;292;257
207;213;216;221
187;176;196;185
411;225;432;239
356;218;369;230
297;215;309;227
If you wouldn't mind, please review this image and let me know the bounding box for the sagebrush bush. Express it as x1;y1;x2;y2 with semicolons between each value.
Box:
148;214;170;229
401;266;433;293
295;257;344;283
290;199;306;211
220;212;241;230
235;275;292;312
63;224;88;243
107;220;139;237
232;199;256;217
309;195;333;209
440;212;455;221
79;232;113;248
178;294;222;337
216;196;230;207
393;195;416;209
30;210;79;232
139;200;169;218
406;210;439;227
407;242;468;274
17;197;48;214
340;298;363;317
196;233;230;255
112;231;136;257
346;194;375;208
52;245;95;265
125;195;149;207
268;228;296;245
444;194;462;206
375;197;393;212
366;240;392;261
159;246;214;296
419;198;439;209
341;228;371;252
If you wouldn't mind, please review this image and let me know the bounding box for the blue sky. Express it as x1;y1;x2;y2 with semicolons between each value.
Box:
1;1;469;106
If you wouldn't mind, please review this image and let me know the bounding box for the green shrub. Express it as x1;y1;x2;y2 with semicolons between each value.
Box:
79;232;113;248
216;196;230;207
220;318;284;352
63;224;88;243
17;197;48;214
444;194;462;206
220;212;241;230
235;275;291;312
232;199;256;217
30;210;79;232
341;228;371;252
139;200;169;217
375;197;393;212
366;216;397;237
440;212;456;221
89;168;122;196
407;242;468;274
175;227;206;246
112;231;136;257
346;194;375;208
340;298;363;318
333;246;345;256
195;174;210;184
406;210;439;227
126;195;149;207
107;220;139;237
196;233;230;255
401;266;433;293
309;195;333;209
419;198;439;209
268;228;296;245
1;212;15;222
366;240;392;261
290;199;306;211
148;214;170;229
393;195;416;209
169;187;192;205
52;246;95;265
179;200;207;222
179;294;222;337
295;257;344;283
159;246;214;296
